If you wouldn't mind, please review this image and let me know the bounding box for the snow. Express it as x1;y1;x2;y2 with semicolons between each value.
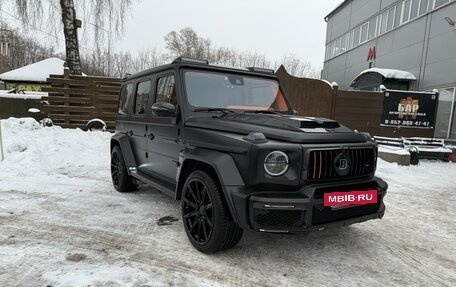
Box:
0;117;455;286
355;68;417;80
0;90;48;99
378;145;410;155
0;58;66;83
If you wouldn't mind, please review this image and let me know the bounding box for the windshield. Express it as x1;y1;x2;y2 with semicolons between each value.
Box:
184;70;291;113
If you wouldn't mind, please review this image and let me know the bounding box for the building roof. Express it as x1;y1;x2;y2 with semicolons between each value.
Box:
325;0;351;21
0;57;65;83
355;68;417;81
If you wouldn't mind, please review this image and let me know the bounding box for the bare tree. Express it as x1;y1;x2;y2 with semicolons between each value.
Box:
0;22;57;73
0;0;133;75
164;27;211;59
276;54;320;79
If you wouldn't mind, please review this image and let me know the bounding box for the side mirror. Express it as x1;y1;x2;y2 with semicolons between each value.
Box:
151;102;176;117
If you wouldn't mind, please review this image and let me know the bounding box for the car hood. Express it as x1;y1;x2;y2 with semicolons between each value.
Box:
185;113;367;144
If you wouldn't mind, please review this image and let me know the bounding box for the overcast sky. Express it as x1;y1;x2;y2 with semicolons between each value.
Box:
114;0;342;69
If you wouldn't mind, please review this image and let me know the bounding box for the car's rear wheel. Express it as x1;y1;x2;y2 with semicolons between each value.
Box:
182;170;243;253
111;145;136;192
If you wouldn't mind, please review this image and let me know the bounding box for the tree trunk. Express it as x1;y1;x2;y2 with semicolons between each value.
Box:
60;0;82;75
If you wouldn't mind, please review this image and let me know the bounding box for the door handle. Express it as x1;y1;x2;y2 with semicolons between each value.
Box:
127;130;133;136
148;133;155;140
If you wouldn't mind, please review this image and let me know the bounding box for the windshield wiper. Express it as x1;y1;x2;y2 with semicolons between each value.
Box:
242;110;282;115
193;108;236;114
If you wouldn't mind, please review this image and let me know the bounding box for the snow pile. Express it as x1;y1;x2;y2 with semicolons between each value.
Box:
0;58;65;83
0;118;112;191
0;90;48;99
356;68;417;80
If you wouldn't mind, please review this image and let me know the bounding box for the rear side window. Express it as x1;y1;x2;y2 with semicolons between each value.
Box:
135;80;151;115
118;84;133;115
156;75;176;107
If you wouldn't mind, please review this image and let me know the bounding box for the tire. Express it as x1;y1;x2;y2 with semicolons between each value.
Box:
181;170;244;253
111;145;136;192
86;119;107;131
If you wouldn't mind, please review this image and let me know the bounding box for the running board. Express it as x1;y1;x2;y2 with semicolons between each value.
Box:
130;170;175;198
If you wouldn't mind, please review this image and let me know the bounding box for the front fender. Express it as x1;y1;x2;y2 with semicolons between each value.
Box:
177;147;245;224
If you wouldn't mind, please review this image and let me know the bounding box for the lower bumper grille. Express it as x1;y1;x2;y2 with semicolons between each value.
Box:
253;209;305;228
311;203;380;225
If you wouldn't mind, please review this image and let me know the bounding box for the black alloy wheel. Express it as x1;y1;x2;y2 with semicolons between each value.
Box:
111;145;135;192
182;170;244;253
182;178;214;244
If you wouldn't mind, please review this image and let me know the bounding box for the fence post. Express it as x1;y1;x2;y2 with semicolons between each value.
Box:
0;118;4;161
331;82;339;120
63;67;70;126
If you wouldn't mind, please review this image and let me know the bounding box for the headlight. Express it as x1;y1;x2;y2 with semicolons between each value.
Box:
264;151;289;176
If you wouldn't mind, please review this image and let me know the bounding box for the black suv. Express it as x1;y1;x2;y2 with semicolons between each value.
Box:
111;57;387;253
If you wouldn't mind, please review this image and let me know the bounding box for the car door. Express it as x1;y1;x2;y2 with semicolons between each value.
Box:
146;72;179;186
126;78;152;173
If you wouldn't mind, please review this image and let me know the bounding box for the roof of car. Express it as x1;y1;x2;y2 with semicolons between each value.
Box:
122;58;278;82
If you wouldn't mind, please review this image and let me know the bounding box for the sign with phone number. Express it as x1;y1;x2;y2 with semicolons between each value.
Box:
381;91;437;129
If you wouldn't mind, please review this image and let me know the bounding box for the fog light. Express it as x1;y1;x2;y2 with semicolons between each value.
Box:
264;151;289;176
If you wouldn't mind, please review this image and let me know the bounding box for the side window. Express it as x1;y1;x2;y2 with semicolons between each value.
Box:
134;80;151;115
156;75;176;107
118;84;133;115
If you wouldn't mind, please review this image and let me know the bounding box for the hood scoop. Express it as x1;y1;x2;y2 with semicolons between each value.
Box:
288;117;340;130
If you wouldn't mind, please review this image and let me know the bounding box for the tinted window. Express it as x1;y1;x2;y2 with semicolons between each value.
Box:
118;84;133;115
134;80;150;115
156;75;176;106
185;71;290;112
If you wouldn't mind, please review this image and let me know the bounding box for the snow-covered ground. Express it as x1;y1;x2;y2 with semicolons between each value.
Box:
0;118;455;287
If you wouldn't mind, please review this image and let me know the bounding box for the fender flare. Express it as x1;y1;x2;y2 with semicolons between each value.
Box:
177;148;245;222
110;133;137;174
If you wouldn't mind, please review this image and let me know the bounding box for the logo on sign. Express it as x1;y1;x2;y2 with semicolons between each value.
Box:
334;153;350;176
398;97;420;119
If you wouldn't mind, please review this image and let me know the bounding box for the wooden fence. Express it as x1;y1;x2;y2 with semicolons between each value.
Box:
41;68;120;130
276;66;434;138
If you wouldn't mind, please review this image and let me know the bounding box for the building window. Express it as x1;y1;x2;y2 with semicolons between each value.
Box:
368;17;377;40
419;0;430;15
353;26;361;46
403;0;412;23
379;11;388;34
434;0;450;8
386;7;395;31
410;0;420;20
360;23;369;43
394;3;403;27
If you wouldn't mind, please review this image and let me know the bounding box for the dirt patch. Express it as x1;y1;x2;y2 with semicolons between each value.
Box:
65;253;87;262
157;216;179;226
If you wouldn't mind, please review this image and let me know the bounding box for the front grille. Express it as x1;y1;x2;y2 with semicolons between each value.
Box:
253;209;305;228
307;148;375;181
311;203;380;225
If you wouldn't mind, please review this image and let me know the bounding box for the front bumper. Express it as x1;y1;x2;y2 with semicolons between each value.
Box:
224;177;387;233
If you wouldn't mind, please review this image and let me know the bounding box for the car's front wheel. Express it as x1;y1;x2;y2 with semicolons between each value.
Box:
111;145;136;192
182;170;243;253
